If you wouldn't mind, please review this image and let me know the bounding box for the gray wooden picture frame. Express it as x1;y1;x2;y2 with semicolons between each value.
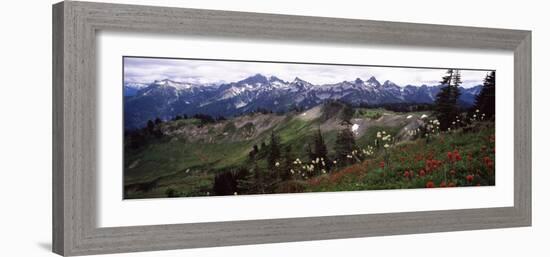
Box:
52;1;531;256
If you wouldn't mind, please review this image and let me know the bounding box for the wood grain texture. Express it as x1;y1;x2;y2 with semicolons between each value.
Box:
52;1;532;256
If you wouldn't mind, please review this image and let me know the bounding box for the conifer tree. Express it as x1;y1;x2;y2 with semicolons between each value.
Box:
473;71;496;119
434;69;462;130
267;131;281;173
281;145;294;181
313;128;328;161
334;126;357;166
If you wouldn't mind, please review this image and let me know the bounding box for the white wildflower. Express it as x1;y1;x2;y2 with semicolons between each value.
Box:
421;114;428;119
234;192;238;195
406;115;413;119
275;162;280;167
384;144;390;148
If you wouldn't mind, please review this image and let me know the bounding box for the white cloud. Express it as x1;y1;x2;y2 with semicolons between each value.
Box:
124;57;491;88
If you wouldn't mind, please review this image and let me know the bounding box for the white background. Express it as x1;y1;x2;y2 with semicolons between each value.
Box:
0;0;547;256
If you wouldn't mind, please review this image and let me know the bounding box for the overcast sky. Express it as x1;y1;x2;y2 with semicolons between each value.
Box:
123;57;492;88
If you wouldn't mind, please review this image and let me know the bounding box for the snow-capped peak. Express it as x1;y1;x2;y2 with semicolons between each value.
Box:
366;76;381;87
152;79;195;90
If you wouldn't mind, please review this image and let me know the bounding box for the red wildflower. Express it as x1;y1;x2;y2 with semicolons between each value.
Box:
419;169;426;177
483;156;494;169
466;174;474;183
447;152;454;162
403;170;410;178
379;161;385;169
454;149;462;161
440;181;447;187
426;181;435;188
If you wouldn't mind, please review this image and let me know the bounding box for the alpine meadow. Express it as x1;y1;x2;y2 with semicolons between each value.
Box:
123;57;496;199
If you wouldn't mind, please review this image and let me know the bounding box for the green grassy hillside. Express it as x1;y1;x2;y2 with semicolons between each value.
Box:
123;102;492;199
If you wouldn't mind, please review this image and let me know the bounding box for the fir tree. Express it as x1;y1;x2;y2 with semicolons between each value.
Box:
313;128;328;161
267;131;281;175
473;71;496;119
248;144;259;159
281;145;294;181
434;69;462;130
334;127;357;166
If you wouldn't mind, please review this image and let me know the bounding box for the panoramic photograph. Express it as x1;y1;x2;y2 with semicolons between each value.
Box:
123;57;496;199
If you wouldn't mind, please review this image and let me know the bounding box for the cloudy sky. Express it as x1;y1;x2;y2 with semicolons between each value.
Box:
123;57;492;88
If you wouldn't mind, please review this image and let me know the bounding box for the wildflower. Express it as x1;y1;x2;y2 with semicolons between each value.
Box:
404;170;410;178
234;192;238;195
466;174;474;183
379;161;385;169
406;115;413;119
453;149;462;161
476;109;480;113
426;181;435;188
346;155;353;159
321;169;327;174
290;169;295;174
450;170;456;176
421;114;428;119
440;181;447;187
377;132;382;138
384;144;390;148
447;152;454;162
275;162;280;167
419;169;426;177
185;169;190;173
333;160;337;164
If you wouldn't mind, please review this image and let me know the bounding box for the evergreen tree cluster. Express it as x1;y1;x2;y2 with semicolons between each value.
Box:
473;71;496;119
434;69;463;130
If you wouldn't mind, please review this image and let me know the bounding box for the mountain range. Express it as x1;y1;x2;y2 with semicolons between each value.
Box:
124;74;482;129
